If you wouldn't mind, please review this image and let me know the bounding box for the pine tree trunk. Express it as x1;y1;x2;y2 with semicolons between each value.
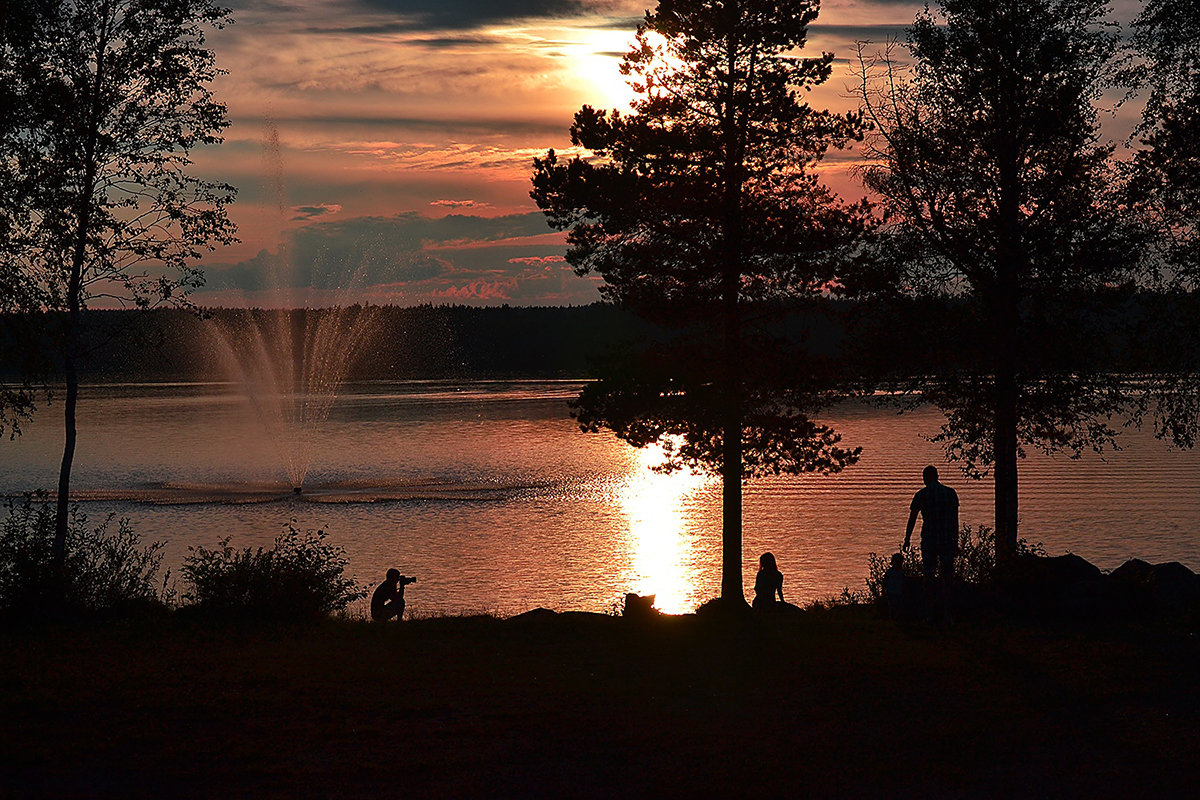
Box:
994;157;1022;566
993;362;1019;564
718;12;746;605
721;272;744;602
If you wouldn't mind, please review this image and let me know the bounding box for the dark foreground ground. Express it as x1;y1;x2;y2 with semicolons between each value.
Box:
2;607;1197;798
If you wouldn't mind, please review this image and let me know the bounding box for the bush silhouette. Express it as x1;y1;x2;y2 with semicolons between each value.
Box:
0;494;167;621
182;525;364;620
865;523;1046;604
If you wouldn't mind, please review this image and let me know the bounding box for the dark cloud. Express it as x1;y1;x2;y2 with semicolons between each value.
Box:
810;23;910;40
430;199;491;209
404;35;513;47
357;0;606;30
290;203;343;221
230;0;302;12
508;255;566;264
577;15;644;30
276;0;628;35
230;115;564;137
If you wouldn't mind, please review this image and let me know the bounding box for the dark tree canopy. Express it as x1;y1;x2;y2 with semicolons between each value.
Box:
533;1;867;315
533;0;871;600
853;0;1145;559
1127;1;1200;448
1129;0;1200;281
3;0;236;309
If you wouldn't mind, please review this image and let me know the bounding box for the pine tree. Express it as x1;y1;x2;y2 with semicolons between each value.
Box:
532;0;870;601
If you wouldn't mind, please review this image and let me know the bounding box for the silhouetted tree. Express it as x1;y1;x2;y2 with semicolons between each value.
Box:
1127;1;1200;447
0;2;55;438
0;0;237;566
1129;0;1200;281
532;0;870;601
853;0;1145;562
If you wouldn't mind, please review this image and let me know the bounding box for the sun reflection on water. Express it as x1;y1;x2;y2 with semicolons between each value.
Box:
617;443;708;614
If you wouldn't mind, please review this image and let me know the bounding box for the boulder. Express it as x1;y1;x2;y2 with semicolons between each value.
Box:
1149;562;1200;611
505;607;558;623
1000;553;1108;618
558;610;620;629
1108;559;1199;614
695;596;753;619
623;593;658;620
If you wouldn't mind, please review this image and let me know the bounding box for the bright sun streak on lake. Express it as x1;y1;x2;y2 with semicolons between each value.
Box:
618;442;707;614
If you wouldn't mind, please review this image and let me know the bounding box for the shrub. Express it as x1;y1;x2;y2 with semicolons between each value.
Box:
0;494;168;620
865;524;1045;602
864;545;922;605
181;524;365;620
805;586;868;610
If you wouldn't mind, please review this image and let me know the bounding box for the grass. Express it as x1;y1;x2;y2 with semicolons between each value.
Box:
2;608;1197;798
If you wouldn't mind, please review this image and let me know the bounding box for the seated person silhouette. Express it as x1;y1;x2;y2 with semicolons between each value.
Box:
752;552;785;610
371;568;417;622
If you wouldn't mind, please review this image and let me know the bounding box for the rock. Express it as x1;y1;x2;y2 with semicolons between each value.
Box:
623;593;657;619
505;607;558;623
1108;559;1199;614
1001;553;1108;618
558;611;619;628
695;596;752;619
1109;559;1158;615
1149;562;1200;611
1109;558;1153;582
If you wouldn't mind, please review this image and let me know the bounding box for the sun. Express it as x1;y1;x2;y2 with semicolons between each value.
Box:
571;27;641;113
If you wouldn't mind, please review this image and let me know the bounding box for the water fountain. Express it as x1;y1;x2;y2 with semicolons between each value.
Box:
208;301;379;493
205;124;381;494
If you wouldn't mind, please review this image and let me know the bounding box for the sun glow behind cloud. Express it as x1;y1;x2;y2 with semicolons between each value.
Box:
561;25;642;113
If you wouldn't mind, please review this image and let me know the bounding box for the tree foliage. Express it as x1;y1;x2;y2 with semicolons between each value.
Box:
534;1;867;315
570;306;857;477
852;0;1145;559
3;0;236;310
181;526;365;620
1126;1;1200;449
532;0;870;600
1;494;168;620
1128;0;1200;282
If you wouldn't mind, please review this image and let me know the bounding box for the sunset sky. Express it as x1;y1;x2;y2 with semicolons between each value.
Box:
194;0;1141;307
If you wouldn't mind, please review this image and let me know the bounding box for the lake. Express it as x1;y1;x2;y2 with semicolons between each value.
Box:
2;380;1199;615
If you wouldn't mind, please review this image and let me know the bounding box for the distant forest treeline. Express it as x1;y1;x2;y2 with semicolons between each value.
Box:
1;304;662;381
0;294;1184;383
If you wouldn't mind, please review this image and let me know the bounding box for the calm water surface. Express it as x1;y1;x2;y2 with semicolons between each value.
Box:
3;380;1199;615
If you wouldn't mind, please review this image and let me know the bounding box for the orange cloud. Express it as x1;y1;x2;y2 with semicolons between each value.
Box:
507;255;567;265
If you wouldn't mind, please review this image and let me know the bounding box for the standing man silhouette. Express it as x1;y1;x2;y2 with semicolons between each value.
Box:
904;465;959;621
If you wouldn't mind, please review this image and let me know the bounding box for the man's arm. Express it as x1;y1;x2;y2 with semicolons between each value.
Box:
904;507;918;551
951;490;959;543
